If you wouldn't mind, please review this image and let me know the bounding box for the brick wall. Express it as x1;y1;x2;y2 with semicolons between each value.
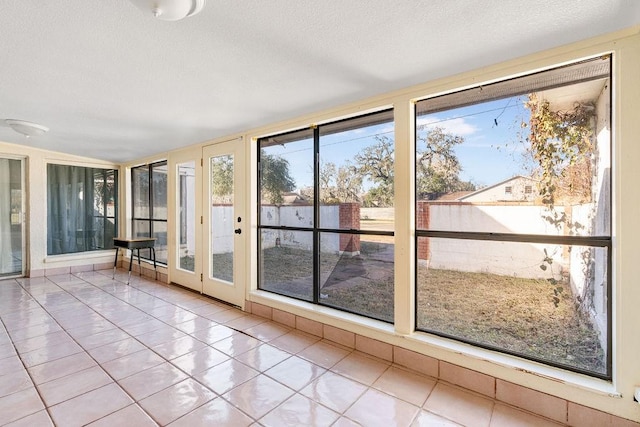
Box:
417;201;430;261
339;202;360;254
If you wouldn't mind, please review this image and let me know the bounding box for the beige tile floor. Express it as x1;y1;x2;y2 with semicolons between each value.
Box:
0;270;568;427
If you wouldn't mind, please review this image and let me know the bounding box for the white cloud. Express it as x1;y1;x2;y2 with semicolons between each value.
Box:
416;116;479;136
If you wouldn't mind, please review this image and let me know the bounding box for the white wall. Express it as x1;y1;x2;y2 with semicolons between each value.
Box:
245;29;640;421
426;204;564;277
361;207;394;220
431;204;565;234
259;205;340;252
0;141;119;275
569;76;611;350
210;205;234;254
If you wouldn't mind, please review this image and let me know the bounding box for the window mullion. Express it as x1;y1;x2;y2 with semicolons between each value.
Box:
313;126;320;305
148;164;154;242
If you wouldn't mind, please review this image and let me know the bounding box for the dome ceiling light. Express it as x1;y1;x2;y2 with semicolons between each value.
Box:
129;0;206;21
4;119;49;138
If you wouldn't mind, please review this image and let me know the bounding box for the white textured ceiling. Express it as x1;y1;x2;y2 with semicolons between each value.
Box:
0;0;638;163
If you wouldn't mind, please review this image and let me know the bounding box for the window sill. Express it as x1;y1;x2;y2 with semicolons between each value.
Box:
120;256;168;272
44;250;115;264
248;289;621;399
407;331;620;398
249;289;395;335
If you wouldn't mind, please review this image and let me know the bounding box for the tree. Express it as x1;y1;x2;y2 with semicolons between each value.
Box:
319;161;336;202
353;130;474;206
416;126;475;198
210;155;233;204
319;160;362;204
355;135;395;207
260;150;296;205
335;162;362;202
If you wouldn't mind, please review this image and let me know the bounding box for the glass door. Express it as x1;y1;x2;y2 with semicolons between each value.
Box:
0;157;25;277
203;140;245;307
168;151;202;292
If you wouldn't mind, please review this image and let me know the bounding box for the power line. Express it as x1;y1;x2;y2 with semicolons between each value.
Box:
266;98;527;157
416;102;523;130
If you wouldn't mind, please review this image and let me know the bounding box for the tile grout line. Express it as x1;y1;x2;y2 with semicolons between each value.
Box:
15;273;166;426
66;270;292;425
2;276;73;426
3;271;577;426
117;272;449;425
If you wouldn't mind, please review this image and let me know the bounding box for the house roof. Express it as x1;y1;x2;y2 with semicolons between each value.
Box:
0;1;639;163
435;191;474;201
458;175;538;201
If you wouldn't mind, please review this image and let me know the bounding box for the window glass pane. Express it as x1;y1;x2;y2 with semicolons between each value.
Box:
259;129;314;226
132;162;167;265
152;162;168;219
415;57;611;378
132;167;149;218
153;220;167;265
259;229;313;302
47;164;118;255
320;232;394;322
105;170;117;219
319;110;394;231
132;219;150;257
415;60;610;237
104;217;116;249
416;236;608;375
132;219;150;238
0;159;23;276
178;161;196;272
258;115;395;321
92;217;104;249
210;155;234;282
211;248;232;283
93;170;106;216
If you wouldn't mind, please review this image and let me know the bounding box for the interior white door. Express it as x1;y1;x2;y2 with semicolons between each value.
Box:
202;140;245;307
168;151;202;292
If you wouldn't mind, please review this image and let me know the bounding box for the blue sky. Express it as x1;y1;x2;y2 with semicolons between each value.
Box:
263;95;533;191
418;96;533;187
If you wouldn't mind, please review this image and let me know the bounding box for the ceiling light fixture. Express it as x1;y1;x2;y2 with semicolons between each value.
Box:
129;0;205;21
4;119;49;138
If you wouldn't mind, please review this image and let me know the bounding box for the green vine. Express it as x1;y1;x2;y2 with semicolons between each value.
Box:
523;93;597;308
523;93;596;206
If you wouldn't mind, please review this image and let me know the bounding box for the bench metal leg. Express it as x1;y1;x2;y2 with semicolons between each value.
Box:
112;247;119;279
127;249;135;285
151;247;157;281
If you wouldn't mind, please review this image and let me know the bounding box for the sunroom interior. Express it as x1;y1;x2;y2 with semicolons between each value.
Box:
1;1;640;426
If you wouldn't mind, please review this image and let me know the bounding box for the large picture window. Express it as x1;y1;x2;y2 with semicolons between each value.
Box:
132;161;167;264
258;110;395;322
47;164;118;255
415;56;612;378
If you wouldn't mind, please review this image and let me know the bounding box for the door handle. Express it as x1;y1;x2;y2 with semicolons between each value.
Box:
234;228;242;234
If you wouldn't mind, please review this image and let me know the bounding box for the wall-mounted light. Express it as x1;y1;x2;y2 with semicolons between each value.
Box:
129;0;206;21
4;119;49;138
